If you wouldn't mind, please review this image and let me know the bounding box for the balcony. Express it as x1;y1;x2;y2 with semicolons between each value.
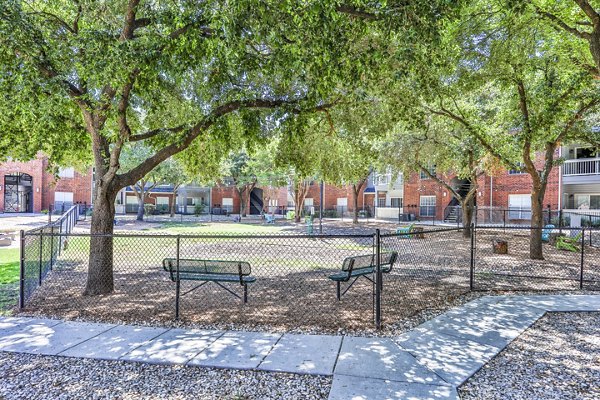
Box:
562;158;600;184
373;173;403;192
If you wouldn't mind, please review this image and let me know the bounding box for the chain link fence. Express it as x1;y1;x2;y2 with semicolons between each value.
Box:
472;226;600;291
16;222;600;331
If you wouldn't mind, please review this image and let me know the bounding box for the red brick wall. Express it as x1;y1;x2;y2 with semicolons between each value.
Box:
43;168;94;210
0;155;94;213
477;167;560;210
0;157;46;212
211;185;241;213
209;182;368;214
402;172;456;220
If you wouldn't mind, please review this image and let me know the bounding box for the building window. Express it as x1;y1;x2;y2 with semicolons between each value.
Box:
575;194;600;210
304;198;314;206
54;191;74;205
222;197;233;212
390;197;403;208
508;194;532;219
419;165;436;180
156;197;169;205
419;195;436;217
377;197;386;207
575;147;598;159
508;162;526;175
58;167;75;178
126;196;137;205
336;198;348;207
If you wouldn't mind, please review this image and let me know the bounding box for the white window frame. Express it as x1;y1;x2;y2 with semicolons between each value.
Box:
390;197;403;208
419;195;436;217
508;194;532;219
575;194;600;210
336;198;348;207
58;167;75;178
54;191;74;203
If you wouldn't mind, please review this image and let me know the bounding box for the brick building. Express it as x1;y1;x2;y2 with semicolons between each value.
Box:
0;155;93;213
2;145;599;220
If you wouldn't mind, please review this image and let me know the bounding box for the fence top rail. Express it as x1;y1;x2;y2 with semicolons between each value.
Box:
477;225;585;231
23;231;376;240
380;226;464;238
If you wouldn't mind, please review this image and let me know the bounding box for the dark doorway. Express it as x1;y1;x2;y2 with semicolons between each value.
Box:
249;188;264;215
4;173;34;213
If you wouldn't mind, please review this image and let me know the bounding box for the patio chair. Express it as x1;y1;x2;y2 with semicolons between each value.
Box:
541;224;555;242
396;223;415;237
555;231;583;252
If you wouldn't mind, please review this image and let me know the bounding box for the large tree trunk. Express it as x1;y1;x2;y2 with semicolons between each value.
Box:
460;196;475;238
237;188;247;217
170;190;177;218
530;190;545;260
84;186;117;295
136;191;145;221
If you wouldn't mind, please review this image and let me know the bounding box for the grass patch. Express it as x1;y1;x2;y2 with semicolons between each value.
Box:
0;247;20;314
0;248;20;284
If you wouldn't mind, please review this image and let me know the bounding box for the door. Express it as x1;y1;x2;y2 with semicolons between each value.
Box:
3;173;33;213
508;194;531;220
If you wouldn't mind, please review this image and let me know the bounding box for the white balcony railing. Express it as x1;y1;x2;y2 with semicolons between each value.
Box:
373;173;403;188
562;158;600;176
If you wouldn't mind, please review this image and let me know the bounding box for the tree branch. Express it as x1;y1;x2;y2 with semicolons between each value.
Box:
118;98;335;186
335;5;379;20
535;6;591;39
574;0;600;25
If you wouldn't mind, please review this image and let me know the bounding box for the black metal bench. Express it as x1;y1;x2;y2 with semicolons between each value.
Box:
162;258;256;303
328;252;398;300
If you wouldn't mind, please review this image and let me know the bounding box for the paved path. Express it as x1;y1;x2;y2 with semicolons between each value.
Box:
1;295;599;399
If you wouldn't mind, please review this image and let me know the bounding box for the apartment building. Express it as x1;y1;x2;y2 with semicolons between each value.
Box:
0;155;93;213
3;146;599;220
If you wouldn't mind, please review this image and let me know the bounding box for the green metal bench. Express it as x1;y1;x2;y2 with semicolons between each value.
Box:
328;252;398;300
163;258;256;303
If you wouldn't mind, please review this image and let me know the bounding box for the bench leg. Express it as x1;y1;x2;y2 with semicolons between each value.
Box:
243;283;248;304
336;282;341;301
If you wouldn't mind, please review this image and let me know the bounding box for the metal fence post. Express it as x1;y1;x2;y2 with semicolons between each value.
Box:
175;235;181;320
580;228;585;290
559;210;563;235
58;220;63;257
470;223;475;290
19;230;25;309
38;230;43;286
375;229;382;330
49;225;55;267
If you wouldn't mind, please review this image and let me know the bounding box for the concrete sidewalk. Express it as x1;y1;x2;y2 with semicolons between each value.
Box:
1;294;599;400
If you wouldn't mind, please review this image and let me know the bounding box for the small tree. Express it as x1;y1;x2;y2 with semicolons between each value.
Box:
160;157;194;218
219;152;258;217
120;145;169;221
382;118;489;237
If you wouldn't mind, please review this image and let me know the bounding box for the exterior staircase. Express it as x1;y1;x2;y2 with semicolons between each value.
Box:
444;206;460;223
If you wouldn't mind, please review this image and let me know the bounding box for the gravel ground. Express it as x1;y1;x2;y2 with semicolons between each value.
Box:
459;312;600;400
0;352;331;400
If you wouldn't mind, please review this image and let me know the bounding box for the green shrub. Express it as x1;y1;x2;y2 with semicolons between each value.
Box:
144;204;156;216
194;203;205;216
